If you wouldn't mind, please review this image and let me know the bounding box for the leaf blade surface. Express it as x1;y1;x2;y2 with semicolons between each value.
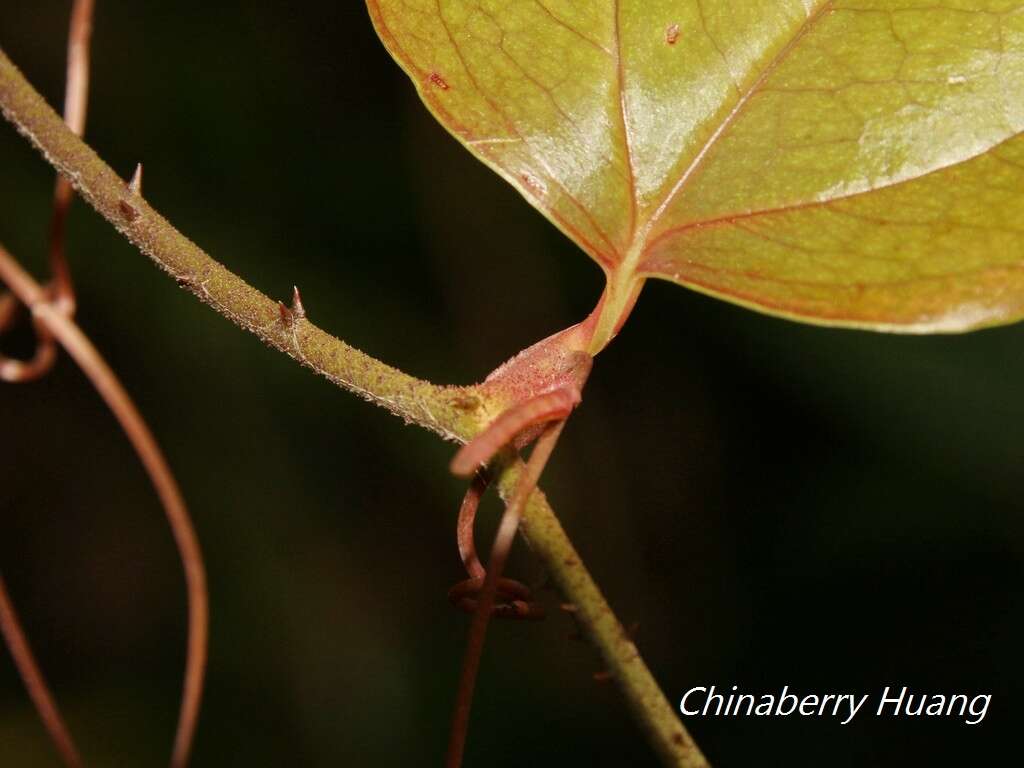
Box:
368;0;1024;331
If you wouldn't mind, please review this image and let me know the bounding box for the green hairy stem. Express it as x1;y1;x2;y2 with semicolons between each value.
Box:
0;47;707;768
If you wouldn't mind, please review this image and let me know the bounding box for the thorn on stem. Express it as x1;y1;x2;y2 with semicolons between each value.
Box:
118;164;144;222
128;163;143;196
290;285;305;320
278;301;292;324
279;286;306;327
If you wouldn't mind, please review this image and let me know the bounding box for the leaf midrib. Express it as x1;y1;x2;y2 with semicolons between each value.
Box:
616;0;835;281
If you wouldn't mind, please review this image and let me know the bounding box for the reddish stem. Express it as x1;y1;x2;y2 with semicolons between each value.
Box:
1;0;93;380
445;421;567;768
48;0;94;313
0;244;209;768
449;473;545;620
0;574;84;768
456;473;489;581
450;389;576;477
0;325;58;382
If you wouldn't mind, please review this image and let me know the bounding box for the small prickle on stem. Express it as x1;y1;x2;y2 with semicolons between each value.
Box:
278;301;292;324
291;285;305;319
128;162;143;196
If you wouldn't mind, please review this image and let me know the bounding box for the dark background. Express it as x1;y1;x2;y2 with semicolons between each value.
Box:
1;3;1021;766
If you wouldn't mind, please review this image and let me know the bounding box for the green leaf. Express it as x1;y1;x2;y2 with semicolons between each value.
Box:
367;1;1024;332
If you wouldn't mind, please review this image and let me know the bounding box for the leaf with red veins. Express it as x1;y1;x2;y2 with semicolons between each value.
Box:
369;1;1024;332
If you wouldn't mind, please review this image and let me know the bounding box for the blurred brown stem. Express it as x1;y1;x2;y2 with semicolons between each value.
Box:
0;0;92;383
446;423;565;768
0;575;83;768
0;5;90;765
0;243;208;768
